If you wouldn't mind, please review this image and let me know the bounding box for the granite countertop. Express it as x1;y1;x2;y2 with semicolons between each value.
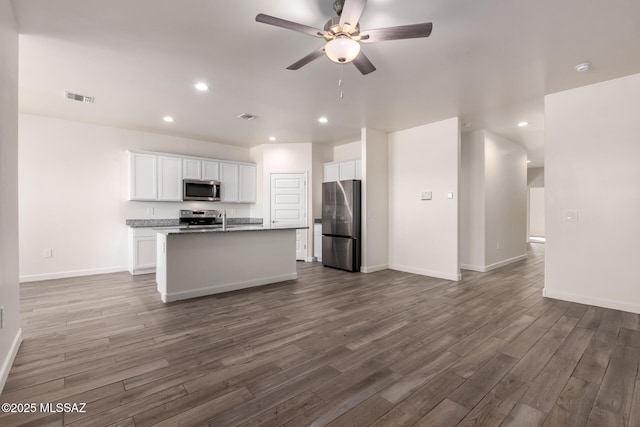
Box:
156;225;308;235
126;218;263;228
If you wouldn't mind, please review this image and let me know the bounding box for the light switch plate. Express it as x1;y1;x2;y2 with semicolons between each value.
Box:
421;191;432;200
447;192;454;199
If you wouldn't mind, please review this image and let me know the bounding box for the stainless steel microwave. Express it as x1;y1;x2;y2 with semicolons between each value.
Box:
183;179;221;201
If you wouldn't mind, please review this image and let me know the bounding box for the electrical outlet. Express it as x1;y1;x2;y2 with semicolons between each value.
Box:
231;208;237;215
146;207;155;215
43;248;52;258
496;242;500;250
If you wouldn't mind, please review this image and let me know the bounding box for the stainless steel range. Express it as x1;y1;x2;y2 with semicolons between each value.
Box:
179;209;221;227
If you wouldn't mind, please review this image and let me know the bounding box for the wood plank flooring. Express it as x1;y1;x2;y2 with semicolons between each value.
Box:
1;243;639;426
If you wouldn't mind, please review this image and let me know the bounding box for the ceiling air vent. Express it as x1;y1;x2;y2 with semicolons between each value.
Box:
64;91;95;103
237;113;257;121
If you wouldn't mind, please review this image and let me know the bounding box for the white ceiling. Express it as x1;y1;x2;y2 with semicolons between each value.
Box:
12;0;640;167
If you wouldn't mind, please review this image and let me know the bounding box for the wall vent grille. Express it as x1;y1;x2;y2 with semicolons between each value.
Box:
64;91;95;103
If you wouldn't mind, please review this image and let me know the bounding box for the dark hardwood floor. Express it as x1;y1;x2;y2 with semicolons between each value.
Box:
2;243;639;426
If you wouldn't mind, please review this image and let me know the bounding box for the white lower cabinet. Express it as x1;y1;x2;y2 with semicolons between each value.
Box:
313;223;322;262
128;228;157;275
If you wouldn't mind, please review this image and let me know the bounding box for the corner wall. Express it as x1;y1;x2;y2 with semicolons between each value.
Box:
361;128;388;273
483;130;527;267
388;118;461;281
460;131;485;269
0;0;22;392
545;73;640;313
18;114;251;282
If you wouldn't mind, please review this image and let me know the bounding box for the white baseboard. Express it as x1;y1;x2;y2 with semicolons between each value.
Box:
543;289;640;314
460;264;485;272
161;273;298;303
361;264;389;273
460;254;527;273
20;266;128;283
0;328;22;393
389;264;461;282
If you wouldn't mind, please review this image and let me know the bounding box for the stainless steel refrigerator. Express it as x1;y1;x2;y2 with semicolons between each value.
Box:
322;180;361;272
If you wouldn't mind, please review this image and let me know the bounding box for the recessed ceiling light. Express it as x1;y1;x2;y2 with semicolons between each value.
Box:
518;121;529;127
575;62;591;73
527;160;532;164
194;82;209;91
318;116;328;124
269;136;276;142
163;116;174;123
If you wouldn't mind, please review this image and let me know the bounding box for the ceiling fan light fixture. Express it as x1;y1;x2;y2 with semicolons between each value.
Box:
325;37;360;64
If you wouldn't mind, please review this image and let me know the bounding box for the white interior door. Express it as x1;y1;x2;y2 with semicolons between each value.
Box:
270;173;307;261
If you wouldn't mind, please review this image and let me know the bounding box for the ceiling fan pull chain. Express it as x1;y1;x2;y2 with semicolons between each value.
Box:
339;64;345;99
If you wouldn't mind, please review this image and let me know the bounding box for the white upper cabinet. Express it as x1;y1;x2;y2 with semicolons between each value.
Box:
129;152;157;200
323;159;361;183
157;156;183;201
339;161;356;180
182;158;202;180
220;162;239;202
202;160;220;181
323;163;340;183
128;150;255;203
239;164;257;203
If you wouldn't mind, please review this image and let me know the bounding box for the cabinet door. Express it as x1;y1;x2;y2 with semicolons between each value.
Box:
238;164;257;203
219;162;239;202
134;237;156;271
129;152;157;200
339;161;356;181
158;156;183;201
313;223;322;261
355;159;362;180
202;160;220;181
323;163;340;183
182;159;202;180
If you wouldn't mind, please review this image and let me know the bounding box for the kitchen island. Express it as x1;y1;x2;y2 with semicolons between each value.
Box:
155;225;306;302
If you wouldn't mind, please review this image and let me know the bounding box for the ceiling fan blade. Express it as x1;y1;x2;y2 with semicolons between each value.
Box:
339;0;368;29
352;51;376;75
287;46;326;70
256;13;324;38
360;23;433;43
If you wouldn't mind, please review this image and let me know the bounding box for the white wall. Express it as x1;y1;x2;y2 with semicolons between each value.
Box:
0;0;21;392
460;131;485;268
529;187;545;237
388;118;461;281
251;143;313;259
333;140;361;162
311;143;332;220
19;114;252;282
361;128;388;273
545;73;640;313
460;130;527;271
484;130;527;266
528;167;544;187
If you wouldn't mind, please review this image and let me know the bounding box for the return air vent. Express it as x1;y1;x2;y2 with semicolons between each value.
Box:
237;113;257;121
64;91;95;103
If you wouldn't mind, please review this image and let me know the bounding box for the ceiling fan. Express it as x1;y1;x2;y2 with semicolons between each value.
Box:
256;0;433;75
